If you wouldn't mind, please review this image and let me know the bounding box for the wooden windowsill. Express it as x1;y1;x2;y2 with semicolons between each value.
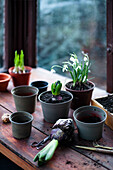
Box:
30;67;108;99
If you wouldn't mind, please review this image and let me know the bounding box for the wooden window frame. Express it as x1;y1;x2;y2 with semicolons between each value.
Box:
107;0;113;92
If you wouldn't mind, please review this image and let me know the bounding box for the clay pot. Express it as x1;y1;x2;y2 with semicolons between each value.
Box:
30;80;48;100
73;106;107;140
0;73;11;91
39;90;73;123
8;66;32;87
11;85;38;113
9;111;33;139
65;81;95;110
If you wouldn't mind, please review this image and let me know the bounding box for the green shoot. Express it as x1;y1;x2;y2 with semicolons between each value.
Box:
14;51;19;72
19;50;24;71
51;80;62;96
13;50;25;73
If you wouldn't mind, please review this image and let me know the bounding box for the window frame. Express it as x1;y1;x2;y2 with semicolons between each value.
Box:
107;0;113;92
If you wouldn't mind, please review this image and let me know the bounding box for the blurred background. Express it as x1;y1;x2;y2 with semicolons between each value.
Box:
36;0;106;89
0;0;106;89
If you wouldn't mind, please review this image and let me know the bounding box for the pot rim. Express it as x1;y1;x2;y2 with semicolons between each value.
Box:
0;73;11;82
65;80;95;92
30;80;48;89
73;105;107;125
11;85;39;98
9;111;33;125
38;90;73;105
8;66;32;75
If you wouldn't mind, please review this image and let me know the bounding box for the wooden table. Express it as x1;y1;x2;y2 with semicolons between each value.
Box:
0;67;113;170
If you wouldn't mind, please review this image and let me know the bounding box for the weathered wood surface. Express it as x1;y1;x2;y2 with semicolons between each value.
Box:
0;68;112;169
0;105;108;170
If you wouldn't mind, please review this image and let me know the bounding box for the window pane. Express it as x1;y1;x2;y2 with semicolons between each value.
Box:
0;0;4;68
37;0;106;89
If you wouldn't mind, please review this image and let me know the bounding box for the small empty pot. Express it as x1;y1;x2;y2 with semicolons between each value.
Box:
73;106;107;141
9;111;33;139
11;85;38;113
30;81;48;99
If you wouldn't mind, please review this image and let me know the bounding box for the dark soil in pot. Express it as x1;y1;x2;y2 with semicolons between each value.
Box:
40;91;72;103
66;81;94;91
96;94;113;113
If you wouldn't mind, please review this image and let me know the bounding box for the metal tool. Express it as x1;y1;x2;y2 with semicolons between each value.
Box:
31;135;51;149
75;145;113;154
93;141;113;150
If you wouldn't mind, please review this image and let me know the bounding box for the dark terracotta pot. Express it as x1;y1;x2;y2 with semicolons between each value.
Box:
30;80;48;100
0;73;11;91
65;81;95;110
8;66;32;87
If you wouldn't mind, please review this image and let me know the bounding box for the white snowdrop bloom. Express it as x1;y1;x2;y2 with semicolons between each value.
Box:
81;51;85;55
70;57;79;64
51;68;56;73
85;61;89;66
82;51;88;57
70;56;75;62
77;65;81;70
76;65;81;72
62;64;68;72
84;56;88;62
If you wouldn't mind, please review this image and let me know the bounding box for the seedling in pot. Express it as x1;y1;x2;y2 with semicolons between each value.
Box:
51;80;62;101
51;51;93;90
13;50;25;73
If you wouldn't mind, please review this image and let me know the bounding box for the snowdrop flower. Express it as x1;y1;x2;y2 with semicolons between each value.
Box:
51;68;56;73
84;56;88;62
51;51;91;86
76;65;81;72
82;51;88;57
70;56;79;64
81;51;84;55
70;56;75;62
85;61;89;66
62;64;68;72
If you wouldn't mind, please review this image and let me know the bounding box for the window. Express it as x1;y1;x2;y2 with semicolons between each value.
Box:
37;0;106;90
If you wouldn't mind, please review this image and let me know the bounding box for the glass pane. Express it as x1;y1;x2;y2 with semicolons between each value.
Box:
0;0;4;68
37;0;106;89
